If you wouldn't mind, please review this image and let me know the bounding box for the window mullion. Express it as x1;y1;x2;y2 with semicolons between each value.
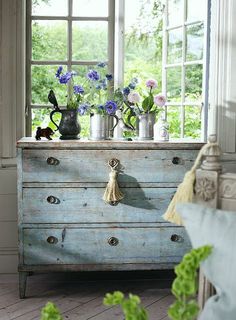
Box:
162;1;168;120
26;0;32;136
67;0;73;102
181;0;187;139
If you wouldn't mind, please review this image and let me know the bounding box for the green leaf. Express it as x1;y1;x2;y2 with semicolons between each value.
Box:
40;302;63;320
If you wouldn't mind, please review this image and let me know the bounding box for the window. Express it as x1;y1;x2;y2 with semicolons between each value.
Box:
162;0;210;140
26;0;114;137
27;0;210;141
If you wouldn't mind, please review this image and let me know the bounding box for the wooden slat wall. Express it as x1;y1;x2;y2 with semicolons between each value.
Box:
0;169;18;273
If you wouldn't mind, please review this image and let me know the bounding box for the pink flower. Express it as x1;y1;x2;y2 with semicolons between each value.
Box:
146;79;158;89
154;94;166;107
128;92;141;104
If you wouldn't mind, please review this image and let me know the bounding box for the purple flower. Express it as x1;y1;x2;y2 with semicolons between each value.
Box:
154;94;166;107
97;62;106;68
105;74;113;81
146;79;158;89
123;87;130;96
100;79;107;89
59;72;72;84
78;103;89;115
87;70;100;81
73;85;84;94
56;66;63;78
104;100;118;114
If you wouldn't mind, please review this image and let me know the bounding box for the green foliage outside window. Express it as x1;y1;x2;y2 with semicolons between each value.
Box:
31;0;204;139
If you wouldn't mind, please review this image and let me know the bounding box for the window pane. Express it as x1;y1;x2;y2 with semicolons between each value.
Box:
185;64;203;102
32;21;67;60
187;0;205;22
167;106;181;138
124;0;162;84
73;0;108;17
32;0;68;16
186;23;204;61
31;65;68;105
168;0;183;27
184;106;201;139
167;67;182;101
32;108;55;136
167;28;182;64
72;22;108;61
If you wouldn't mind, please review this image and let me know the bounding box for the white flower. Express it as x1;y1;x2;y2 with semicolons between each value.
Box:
128;92;141;104
154;94;166;107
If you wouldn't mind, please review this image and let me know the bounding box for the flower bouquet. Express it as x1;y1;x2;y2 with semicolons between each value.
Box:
114;78;166;140
48;63;118;140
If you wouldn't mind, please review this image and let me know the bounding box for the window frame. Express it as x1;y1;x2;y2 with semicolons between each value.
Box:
162;0;211;141
26;0;211;141
25;0;115;136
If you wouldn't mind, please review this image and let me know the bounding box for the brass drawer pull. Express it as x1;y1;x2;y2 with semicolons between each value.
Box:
47;236;58;244
47;157;60;165
172;157;181;165
170;234;182;242
47;195;60;204
108;237;119;246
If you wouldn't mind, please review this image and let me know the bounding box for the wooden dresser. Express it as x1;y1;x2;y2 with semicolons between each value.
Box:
17;138;203;298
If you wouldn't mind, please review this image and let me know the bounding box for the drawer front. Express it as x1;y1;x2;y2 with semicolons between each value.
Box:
22;187;176;223
23;226;191;265
22;149;198;183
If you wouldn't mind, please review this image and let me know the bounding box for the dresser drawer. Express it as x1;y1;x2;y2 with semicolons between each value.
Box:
23;226;191;265
22;187;176;223
22;149;197;183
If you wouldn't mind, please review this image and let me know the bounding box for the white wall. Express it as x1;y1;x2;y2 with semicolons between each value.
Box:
0;0;235;273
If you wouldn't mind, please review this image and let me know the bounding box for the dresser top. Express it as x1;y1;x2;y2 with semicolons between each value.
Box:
17;137;204;150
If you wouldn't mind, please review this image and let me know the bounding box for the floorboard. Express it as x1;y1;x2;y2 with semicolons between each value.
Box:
0;273;174;320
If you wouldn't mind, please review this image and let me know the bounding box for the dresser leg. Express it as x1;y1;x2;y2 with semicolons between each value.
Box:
19;272;28;299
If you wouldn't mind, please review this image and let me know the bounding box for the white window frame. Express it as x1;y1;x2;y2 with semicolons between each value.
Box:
26;0;115;136
162;0;211;141
26;0;211;142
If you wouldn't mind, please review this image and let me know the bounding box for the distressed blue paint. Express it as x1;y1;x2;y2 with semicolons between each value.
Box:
17;139;202;297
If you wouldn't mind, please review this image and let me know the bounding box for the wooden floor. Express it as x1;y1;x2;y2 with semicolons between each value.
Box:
0;271;175;320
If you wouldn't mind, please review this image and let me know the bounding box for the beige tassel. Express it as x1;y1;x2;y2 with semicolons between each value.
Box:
103;158;124;203
163;141;219;225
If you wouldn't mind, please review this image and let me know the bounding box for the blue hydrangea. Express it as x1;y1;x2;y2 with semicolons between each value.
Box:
104;100;118;115
73;85;84;94
78;103;89;115
58;72;72;84
87;70;100;81
122;87;130;96
55;66;63;78
105;74;113;81
97;62;106;68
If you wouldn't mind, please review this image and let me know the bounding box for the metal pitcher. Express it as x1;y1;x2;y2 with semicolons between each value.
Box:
136;113;156;140
50;109;81;140
89;113;119;140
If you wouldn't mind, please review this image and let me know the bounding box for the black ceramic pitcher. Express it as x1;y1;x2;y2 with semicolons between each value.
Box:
50;109;81;140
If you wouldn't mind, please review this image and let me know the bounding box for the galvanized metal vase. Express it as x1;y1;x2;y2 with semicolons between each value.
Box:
89;113;119;140
136;113;156;140
50;109;81;140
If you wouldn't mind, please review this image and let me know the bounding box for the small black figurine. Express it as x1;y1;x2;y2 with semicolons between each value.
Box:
35;127;54;140
48;90;60;110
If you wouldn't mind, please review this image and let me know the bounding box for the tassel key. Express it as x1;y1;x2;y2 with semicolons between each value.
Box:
103;158;124;204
